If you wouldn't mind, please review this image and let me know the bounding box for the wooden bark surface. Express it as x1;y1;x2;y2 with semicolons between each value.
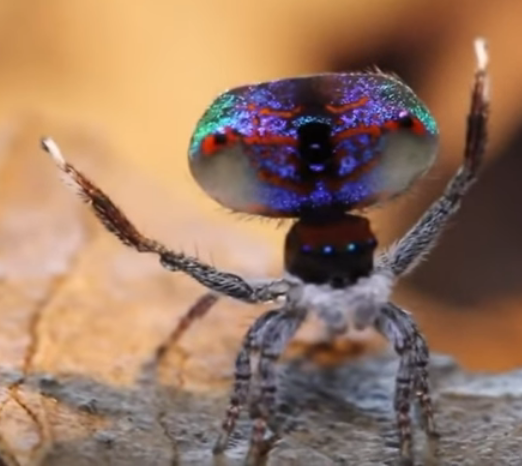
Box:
0;122;520;466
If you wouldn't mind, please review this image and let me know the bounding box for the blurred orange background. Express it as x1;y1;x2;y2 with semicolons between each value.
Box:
0;0;521;371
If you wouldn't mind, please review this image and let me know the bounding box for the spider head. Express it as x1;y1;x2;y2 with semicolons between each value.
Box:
284;214;377;288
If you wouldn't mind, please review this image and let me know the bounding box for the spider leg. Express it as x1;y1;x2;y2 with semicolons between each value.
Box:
374;302;436;466
213;309;281;454
40;137;289;304
155;291;220;362
245;308;306;465
377;38;490;277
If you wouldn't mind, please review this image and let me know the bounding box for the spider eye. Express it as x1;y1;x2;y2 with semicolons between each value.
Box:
347;243;357;252
322;245;333;254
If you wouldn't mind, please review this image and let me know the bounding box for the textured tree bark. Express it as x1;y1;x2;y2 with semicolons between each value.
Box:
0;121;521;466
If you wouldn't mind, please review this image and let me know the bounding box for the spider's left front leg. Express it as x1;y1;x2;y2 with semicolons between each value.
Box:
41;137;289;306
375;302;435;466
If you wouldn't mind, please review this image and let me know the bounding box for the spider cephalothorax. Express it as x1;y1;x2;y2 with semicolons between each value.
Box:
42;38;489;466
284;214;377;287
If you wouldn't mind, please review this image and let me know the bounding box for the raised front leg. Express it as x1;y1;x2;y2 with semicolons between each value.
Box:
377;38;490;277
41;137;289;304
374;302;436;466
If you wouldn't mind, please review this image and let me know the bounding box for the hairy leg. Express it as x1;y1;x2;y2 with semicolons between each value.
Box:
41;137;289;304
375;302;436;466
155;291;220;363
377;38;490;277
245;309;306;464
213;309;282;454
382;303;436;436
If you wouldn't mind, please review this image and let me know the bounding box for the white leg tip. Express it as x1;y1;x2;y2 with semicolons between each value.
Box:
41;136;66;168
473;37;490;101
474;37;488;71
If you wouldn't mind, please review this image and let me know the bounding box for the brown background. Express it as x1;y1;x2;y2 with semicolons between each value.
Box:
1;0;522;379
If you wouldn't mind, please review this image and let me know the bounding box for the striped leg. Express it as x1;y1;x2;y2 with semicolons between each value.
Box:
155;292;219;361
245;310;305;465
376;38;489;278
213;309;281;454
375;302;436;466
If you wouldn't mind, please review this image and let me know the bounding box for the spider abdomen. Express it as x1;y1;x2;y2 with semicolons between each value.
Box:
189;72;439;218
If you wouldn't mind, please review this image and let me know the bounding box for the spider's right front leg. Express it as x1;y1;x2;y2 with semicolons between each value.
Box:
377;38;490;278
41;137;289;305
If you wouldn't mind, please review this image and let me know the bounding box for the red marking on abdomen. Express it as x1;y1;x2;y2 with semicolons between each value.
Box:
243;134;297;148
325;96;369;114
201;135;218;156
258;106;302;118
325;154;383;194
249;154;312;195
200;127;241;156
246;103;302;119
411;118;426;135
333;125;382;143
383;115;427;136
